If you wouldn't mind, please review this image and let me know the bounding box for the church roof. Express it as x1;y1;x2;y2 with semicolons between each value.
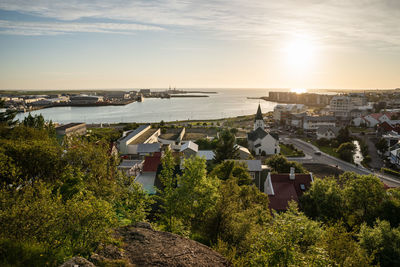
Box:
247;127;268;142
255;104;263;121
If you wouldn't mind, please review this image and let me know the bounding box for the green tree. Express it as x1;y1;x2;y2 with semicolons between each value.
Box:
250;202;331;266
157;149;181;233
210;160;252;186
176;156;220;236
0;99;17;127
336;142;356;162
264;154;307;173
300;177;344;222
213;130;239;164
359;220;400;267
343;174;386;226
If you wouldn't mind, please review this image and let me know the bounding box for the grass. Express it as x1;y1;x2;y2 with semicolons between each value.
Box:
302;138;341;158
349;126;375;133
279;143;305;157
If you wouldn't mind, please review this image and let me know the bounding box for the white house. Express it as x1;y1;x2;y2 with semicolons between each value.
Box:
248;105;280;155
390;148;400;169
316;126;339;140
353;113;392;127
303;116;336;131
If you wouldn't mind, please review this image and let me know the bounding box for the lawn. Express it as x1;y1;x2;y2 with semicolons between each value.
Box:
349;126;375;133
310;140;340;158
280;143;305;157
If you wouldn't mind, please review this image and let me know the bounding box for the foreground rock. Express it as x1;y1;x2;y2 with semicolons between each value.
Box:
60;257;96;267
74;222;230;267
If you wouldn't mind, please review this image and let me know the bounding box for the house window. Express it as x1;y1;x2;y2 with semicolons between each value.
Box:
300;184;306;191
250;172;255;180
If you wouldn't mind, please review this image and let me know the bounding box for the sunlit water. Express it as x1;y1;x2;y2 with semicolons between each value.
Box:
16;89;279;124
353;140;364;165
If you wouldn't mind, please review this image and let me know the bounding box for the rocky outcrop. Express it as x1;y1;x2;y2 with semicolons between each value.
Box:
61;222;231;267
95;222;231;267
59;257;96;267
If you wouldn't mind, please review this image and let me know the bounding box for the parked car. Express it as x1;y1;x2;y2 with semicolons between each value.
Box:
314;151;322;155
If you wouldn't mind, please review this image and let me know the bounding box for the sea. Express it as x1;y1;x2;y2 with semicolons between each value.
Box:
15;88;288;124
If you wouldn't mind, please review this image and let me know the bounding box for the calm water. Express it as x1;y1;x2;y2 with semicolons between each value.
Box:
16;89;279;124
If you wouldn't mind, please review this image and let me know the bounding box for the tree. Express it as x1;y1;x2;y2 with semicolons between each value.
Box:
213;130;239;164
376;138;388;155
249;203;331;266
157;149;181;232
336;126;352;145
336;142;356;162
300;177;344;222
0;100;17;127
22;113;45;129
264;154;307;173
210;161;252;186
343;174;386;226
175;156;220;235
359;220;400;267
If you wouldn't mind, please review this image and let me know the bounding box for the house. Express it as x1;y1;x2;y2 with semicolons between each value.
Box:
56;123;87;137
353;113;393;128
180;141;199;157
117;124;161;155
232;159;269;189
248;105;280;156
118;159;144;177
134;154;161;194
377;121;400;135
264;167;313;211
137;143;161;156
390;148;400;169
302;116;336;131
197;150;215;161
316;126;340;140
235;144;252;159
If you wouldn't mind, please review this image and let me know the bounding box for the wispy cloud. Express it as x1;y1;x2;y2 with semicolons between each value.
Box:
0;20;164;35
0;0;399;50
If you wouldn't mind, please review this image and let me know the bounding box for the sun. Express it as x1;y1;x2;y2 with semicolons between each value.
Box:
284;38;315;69
290;88;307;94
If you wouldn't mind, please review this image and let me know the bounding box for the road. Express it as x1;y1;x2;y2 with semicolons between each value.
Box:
283;137;400;187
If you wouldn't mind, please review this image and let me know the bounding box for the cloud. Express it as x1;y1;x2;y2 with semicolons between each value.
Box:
0;20;164;35
0;0;399;50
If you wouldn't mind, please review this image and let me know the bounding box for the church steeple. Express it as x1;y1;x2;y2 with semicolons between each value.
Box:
255;104;263;121
254;104;265;130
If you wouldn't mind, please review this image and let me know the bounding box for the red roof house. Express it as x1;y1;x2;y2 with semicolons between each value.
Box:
264;168;313;211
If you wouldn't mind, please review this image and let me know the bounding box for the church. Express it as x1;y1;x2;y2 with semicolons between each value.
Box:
247;104;280;156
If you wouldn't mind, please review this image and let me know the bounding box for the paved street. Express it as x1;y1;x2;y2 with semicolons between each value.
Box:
283;137;400;187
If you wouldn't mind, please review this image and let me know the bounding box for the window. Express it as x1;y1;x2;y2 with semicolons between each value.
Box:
300;184;306;191
250;172;255;180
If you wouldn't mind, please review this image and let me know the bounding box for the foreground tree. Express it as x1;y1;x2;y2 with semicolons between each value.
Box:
210;160;252;185
264;154;307;173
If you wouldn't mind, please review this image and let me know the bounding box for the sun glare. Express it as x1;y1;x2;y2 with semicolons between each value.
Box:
290;88;307;94
284;38;315;69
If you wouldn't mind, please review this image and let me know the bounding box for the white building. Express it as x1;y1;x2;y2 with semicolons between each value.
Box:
248;105;280;155
330;96;352;117
303;116;336;131
117;124;161;155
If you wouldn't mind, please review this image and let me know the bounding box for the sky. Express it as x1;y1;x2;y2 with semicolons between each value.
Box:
0;0;399;90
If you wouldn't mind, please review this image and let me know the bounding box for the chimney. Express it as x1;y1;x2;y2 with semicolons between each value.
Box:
290;167;295;180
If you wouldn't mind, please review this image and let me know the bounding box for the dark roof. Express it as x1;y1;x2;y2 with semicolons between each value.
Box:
247;128;278;142
316;125;340;136
55;122;85;131
142;155;161;172
268;173;313;211
255;104;263;121
304;116;336;122
247;127;268;142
